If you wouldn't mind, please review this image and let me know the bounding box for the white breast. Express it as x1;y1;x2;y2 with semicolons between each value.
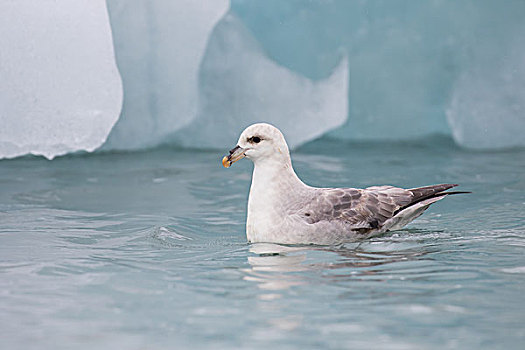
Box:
245;161;310;243
246;171;283;242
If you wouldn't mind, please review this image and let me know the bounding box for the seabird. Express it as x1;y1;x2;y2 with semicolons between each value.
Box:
222;123;467;245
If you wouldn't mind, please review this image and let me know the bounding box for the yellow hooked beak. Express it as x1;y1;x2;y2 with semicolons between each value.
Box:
222;145;246;168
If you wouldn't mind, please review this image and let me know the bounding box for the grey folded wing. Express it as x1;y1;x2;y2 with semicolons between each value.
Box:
303;184;458;231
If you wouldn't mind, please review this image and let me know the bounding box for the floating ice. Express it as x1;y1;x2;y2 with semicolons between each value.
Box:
231;0;525;148
175;14;348;149
4;0;522;159
231;0;455;142
447;35;525;149
0;0;122;160
103;0;229;150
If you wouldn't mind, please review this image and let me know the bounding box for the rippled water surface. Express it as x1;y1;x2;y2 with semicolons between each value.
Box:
1;138;524;349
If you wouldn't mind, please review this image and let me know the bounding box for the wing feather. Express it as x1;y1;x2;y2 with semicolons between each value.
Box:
303;184;459;231
304;186;412;230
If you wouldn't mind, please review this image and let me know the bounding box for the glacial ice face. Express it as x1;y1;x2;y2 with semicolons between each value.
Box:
231;0;456;141
231;0;525;148
175;14;348;150
0;0;122;160
6;0;519;158
103;0;229;150
447;28;525;149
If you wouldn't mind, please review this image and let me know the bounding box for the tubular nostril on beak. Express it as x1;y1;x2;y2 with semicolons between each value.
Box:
222;145;246;168
229;145;240;155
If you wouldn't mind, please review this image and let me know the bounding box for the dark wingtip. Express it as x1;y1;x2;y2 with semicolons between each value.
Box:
442;184;459;189
443;191;471;195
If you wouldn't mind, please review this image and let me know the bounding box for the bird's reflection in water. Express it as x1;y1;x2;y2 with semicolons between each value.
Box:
243;244;310;292
243;238;436;294
242;237;436;333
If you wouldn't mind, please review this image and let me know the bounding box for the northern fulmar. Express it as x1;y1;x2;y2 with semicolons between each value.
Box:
222;123;467;245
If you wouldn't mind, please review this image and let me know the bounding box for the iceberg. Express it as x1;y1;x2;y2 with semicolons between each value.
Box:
175;14;348;150
3;0;523;160
447;35;525;149
231;0;455;142
0;0;122;160
231;0;525;149
103;0;229;150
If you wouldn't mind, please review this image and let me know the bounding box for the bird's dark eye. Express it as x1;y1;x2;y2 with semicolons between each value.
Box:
248;136;262;144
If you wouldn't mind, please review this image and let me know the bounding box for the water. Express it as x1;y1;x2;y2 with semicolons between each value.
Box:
1;137;524;349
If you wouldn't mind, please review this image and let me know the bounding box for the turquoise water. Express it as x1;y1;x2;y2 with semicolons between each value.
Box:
1;137;524;349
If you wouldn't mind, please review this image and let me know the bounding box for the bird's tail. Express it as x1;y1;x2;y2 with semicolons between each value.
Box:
386;184;470;231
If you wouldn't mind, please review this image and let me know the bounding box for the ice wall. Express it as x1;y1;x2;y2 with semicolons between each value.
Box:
447;19;525;149
3;0;522;160
231;0;525;149
175;14;348;149
0;0;122;160
103;0;229;150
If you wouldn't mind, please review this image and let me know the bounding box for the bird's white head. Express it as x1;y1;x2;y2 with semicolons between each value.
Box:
222;123;291;168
